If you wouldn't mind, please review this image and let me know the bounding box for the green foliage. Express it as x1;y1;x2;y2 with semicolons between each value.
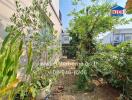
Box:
0;32;22;98
68;0;130;59
113;42;132;99
69;1;132;98
0;0;60;99
26;41;33;74
97;44;115;52
76;41;132;99
72;0;81;5
126;9;132;14
67;46;77;58
64;31;79;59
12;0;60;99
76;63;92;90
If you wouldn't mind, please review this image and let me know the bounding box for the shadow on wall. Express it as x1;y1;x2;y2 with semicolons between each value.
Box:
0;0;16;11
0;20;7;39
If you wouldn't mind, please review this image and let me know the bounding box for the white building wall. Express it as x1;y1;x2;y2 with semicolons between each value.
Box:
47;2;62;39
0;0;62;40
61;32;71;44
114;28;132;34
51;0;60;17
101;33;113;44
0;0;32;38
0;0;62;64
100;28;132;44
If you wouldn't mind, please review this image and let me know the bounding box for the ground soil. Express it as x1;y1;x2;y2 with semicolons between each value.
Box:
49;57;120;100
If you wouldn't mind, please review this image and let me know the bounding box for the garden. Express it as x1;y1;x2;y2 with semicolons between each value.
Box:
0;0;132;100
66;0;132;99
0;0;60;99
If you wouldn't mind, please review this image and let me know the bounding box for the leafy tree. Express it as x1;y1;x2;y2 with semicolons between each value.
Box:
69;0;131;60
69;0;132;93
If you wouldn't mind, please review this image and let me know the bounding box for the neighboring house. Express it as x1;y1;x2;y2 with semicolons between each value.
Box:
61;32;72;55
0;0;63;64
61;32;71;44
99;28;132;45
98;32;113;44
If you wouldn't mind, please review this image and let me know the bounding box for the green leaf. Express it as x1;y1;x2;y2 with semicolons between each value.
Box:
0;34;11;53
26;41;33;74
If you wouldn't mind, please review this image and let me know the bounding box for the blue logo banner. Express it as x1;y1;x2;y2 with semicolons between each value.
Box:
111;5;124;17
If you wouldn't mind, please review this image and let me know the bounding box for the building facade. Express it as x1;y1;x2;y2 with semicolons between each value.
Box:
99;28;132;45
0;0;62;65
61;32;72;56
0;0;62;41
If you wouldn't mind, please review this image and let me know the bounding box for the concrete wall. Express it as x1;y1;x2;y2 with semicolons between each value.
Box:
47;0;62;40
0;0;62;40
51;0;60;17
0;0;62;64
0;0;32;39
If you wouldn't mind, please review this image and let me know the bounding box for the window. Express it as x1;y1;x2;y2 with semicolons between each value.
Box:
42;22;52;34
64;37;69;41
62;36;70;44
114;35;120;42
125;34;132;41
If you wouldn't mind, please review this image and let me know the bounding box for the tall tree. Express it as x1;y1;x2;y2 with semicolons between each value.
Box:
69;0;131;60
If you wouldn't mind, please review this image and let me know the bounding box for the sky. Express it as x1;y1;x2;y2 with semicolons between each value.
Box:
60;0;132;30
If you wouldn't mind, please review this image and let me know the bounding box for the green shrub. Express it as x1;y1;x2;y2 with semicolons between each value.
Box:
67;45;77;59
0;32;23;98
77;41;132;99
0;0;60;99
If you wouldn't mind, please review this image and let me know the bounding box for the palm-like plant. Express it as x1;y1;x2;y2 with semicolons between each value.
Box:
0;31;23;99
